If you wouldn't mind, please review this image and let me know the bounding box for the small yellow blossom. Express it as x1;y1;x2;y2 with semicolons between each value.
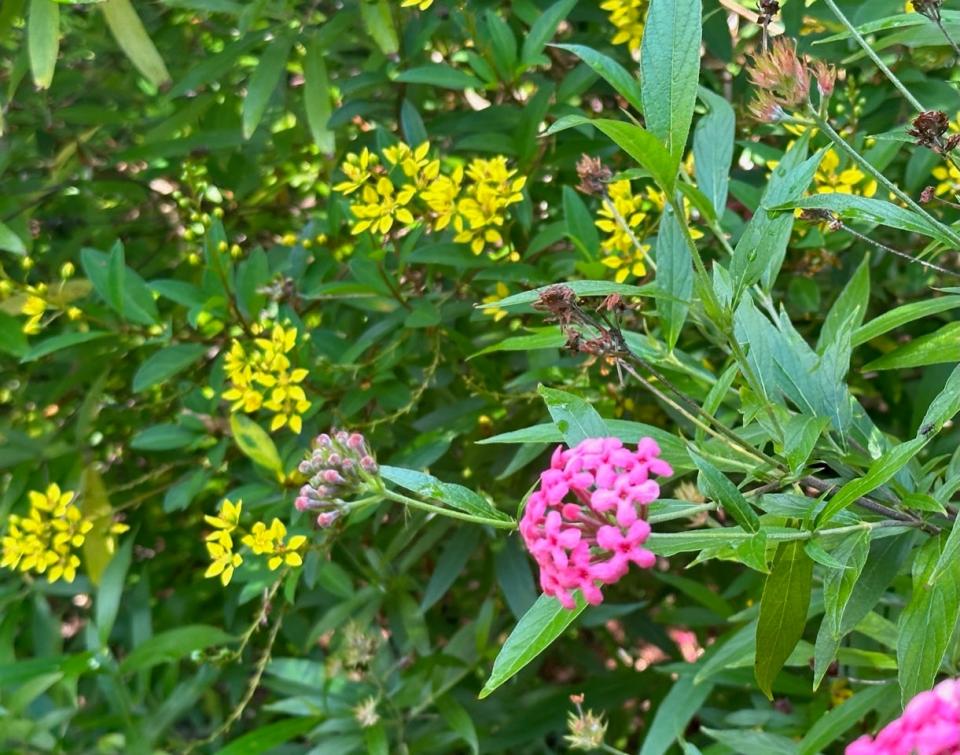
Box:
814;149;877;196
421;166;463;231
1;484;97;584
240;519;306;570
453;157;526;257
401;0;432;8
204;498;243;538
932;162;960;197
20;284;48;335
383;141;438;186
596;180;649;280
350;177;417;235
205;531;242;586
481;282;511;322
601;0;647;53
281;233;298;246
333;148;379;194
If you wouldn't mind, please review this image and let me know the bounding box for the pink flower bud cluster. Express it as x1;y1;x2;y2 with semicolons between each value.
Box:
847;678;960;755
296;431;379;528
519;437;672;610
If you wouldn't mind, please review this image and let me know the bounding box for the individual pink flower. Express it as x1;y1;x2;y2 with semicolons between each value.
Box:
846;677;960;755
519;436;672;609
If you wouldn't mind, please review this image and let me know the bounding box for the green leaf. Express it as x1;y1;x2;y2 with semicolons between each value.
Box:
479;592;586;698
380;465;514;524
212;717;319;755
106;241;125;316
521;0;576;66
693;88;735;217
657;207;692;351
562;185;599;259
782;414;828;475
477;279;656;310
549;43;643;113
481;10;517;82
28;0;59;89
120;625;233;674
821;530;870;634
359;0;398;54
395;64;482;89
538;384;607;445
640;0;702;161
755;540;814;699
689;447;759;533
420;527;481;611
96;538;133;646
863;322;960;370
132;343;207;393
436;694;479;755
544;116;678;192
0;312;28;357
0;221;26;255
80;246;159;325
731;135;818;294
638;675;714;755
797;684;890;755
648;527;797;557
853;295;960;347
470;328;565;358
101;0;170;87
818;254;870;353
781;193;955;247
303;34;334;154
242;34;292;139
817;436;928;525
21;331;112;363
230;414;283;474
130;423;200;451
897;536;960;705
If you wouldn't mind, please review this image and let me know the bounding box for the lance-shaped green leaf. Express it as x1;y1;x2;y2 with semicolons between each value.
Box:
477;280;657;310
863;322;960;370
230;414;283;474
132;343;207;393
798;684;891;755
521;0;576;66
639;675;714;755
818;254;870;353
28;0;59;89
380;465;514;525
479;592;586;698
693;87;735;217
303;34;334;154
360;0;398;55
538;385;607;446
101;0;170;87
755;540;813;699
640;0;702;162
688;447;759;533
821;530;870;634
549;43;642;113
852;296;960;347
657;206;692;351
242;34;292;139
898;536;960;705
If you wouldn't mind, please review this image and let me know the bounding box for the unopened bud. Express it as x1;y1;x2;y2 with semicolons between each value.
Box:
317;511;340;528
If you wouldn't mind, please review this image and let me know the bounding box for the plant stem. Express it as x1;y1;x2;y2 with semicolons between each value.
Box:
809;110;960;249
799;476;938;533
821;0;926;113
382;487;516;529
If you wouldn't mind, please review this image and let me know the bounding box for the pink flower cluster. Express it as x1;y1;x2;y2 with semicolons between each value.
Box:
847;678;960;755
519;437;672;609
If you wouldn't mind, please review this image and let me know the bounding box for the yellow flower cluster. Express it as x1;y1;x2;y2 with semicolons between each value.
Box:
8;275;84;335
401;0;432;8
1;484;126;583
334;143;526;259
203;498;307;586
601;0;647;53
222;322;311;434
597;179;651;282
813;149;878;196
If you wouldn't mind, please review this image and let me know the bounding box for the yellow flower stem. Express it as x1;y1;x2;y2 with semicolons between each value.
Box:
821;0;926;114
809;108;960;249
381;488;517;530
600;193;657;273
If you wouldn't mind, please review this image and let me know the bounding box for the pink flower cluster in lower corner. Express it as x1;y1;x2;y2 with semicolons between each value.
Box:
519;436;672;609
847;678;960;755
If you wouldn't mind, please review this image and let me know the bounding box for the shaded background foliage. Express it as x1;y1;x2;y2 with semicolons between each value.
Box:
2;0;960;753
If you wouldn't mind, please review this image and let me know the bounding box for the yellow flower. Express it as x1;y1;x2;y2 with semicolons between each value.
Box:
452;157;525;257
481;282;511;322
205;531;242;586
20;285;48;335
401;0;432;8
204;498;243;538
265;520;307;570
333;148;379;195
601;0;646;53
29;483;74;514
932;162;960;196
602;243;650;282
814;149;877;196
350;177;417;235
383;141;437;185
421;166;463;230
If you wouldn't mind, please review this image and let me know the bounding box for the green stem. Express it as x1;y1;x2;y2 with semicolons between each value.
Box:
648;502;717;523
809;110;960;248
821;0;926;113
382;487;516;529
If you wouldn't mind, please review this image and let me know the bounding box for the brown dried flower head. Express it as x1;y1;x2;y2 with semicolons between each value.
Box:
912;0;943;22
810;59;837;100
908;110;953;153
747;38;810;120
575;154;612;196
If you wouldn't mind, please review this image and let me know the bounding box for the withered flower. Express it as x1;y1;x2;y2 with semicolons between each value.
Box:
757;0;780;24
921;185;938;204
907;110;957;154
533;284;580;325
912;0;943;22
810;59;836;100
747;38;810;120
575;155;612;196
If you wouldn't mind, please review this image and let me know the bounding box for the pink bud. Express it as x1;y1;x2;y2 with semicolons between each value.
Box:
317;511;340;528
347;433;365;450
294;496;310;512
323;469;345;484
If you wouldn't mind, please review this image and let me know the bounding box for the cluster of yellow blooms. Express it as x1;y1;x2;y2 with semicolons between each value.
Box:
400;0;432;8
222;321;311;434
204;498;307;586
813;149;878;196
333;142;526;259
601;0;647;53
1;484;127;583
596;180;653;282
5;263;84;335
